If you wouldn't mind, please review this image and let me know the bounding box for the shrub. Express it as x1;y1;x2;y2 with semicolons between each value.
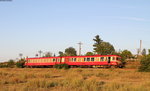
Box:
54;64;69;69
0;60;15;68
0;63;8;68
139;55;150;72
16;59;25;68
7;60;15;68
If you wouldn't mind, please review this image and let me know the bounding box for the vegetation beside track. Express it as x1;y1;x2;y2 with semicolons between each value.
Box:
0;65;150;91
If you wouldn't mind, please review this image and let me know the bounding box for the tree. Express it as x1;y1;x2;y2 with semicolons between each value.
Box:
148;49;150;55
121;50;132;60
53;54;56;57
59;51;65;57
38;50;42;57
93;35;103;45
65;47;77;56
93;35;115;55
44;52;52;57
7;59;15;68
16;59;25;68
139;55;150;72
142;49;146;56
85;52;94;56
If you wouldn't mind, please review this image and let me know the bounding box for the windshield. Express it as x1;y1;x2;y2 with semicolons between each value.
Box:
116;57;121;61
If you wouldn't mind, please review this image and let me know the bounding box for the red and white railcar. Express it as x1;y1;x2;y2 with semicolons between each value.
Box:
25;55;123;68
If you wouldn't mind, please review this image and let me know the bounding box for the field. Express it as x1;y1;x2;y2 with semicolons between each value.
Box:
0;65;150;91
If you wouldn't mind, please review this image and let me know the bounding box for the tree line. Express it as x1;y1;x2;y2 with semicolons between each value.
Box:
1;35;150;70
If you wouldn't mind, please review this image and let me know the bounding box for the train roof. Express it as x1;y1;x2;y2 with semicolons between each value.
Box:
26;55;121;60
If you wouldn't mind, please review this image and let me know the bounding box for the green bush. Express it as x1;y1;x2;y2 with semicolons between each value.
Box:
0;60;15;68
139;55;150;72
54;64;69;69
0;63;8;68
16;59;25;68
7;60;15;68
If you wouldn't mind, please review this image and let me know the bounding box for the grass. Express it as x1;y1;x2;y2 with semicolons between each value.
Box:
0;66;150;91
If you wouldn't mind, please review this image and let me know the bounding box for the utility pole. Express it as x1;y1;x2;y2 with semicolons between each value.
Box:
139;40;142;55
78;42;83;56
19;53;23;59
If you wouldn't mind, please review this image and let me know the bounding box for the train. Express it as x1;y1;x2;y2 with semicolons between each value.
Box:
25;55;123;68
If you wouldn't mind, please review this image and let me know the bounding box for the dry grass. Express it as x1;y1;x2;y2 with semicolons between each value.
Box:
0;68;150;91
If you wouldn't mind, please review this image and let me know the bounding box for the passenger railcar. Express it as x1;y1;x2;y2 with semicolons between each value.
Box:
25;55;123;68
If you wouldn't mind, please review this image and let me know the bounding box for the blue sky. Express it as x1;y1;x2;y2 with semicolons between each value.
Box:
0;0;150;61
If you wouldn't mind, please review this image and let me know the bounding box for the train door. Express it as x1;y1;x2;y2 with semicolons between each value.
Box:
108;57;111;63
55;58;58;64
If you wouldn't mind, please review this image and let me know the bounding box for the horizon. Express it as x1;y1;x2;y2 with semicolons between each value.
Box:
0;0;150;62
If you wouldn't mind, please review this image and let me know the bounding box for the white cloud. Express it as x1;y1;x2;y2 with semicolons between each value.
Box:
118;16;149;22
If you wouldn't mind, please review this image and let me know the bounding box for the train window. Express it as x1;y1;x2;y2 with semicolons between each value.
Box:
91;58;94;61
74;58;76;62
105;57;108;61
100;57;104;61
112;57;115;60
70;58;73;62
53;58;56;62
87;58;90;61
84;58;86;61
117;57;121;60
